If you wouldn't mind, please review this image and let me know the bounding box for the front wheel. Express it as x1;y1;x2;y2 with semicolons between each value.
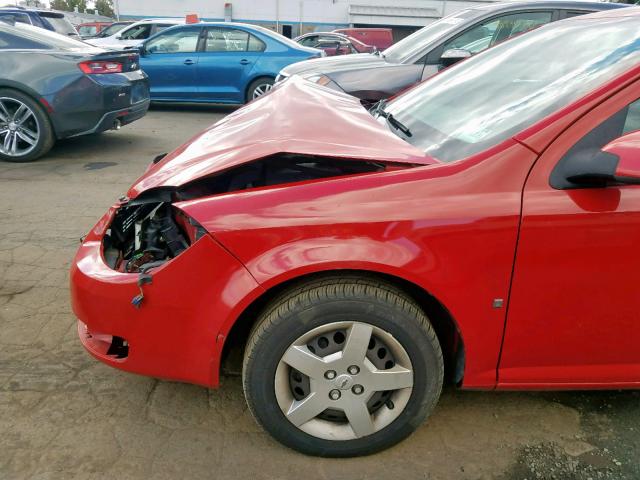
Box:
246;77;275;102
0;89;55;163
242;276;444;457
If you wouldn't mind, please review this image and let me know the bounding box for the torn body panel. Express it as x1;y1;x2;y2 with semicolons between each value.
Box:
127;77;436;198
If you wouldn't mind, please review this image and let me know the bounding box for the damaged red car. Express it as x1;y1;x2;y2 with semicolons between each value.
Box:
71;9;640;457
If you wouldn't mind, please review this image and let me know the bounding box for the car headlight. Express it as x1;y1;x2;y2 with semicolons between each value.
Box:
304;74;333;87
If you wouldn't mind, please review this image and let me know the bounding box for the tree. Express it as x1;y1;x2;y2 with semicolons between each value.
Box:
50;0;87;13
94;0;114;18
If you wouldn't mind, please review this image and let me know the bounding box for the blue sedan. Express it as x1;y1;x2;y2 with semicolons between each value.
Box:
138;22;323;104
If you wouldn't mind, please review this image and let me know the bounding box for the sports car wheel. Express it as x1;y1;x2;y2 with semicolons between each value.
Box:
0;89;54;163
243;276;444;457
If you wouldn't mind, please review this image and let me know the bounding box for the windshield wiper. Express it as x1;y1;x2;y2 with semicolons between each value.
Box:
372;100;412;138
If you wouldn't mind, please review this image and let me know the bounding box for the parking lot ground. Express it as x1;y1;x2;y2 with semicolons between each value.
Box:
1;106;639;480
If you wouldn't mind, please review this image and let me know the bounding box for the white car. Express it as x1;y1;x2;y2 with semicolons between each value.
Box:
86;19;183;50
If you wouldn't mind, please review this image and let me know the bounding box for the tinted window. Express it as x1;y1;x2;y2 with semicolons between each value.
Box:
146;28;200;53
442;11;552;55
121;24;152;40
382;16;640;163
0;30;45;49
298;35;317;47
551;99;640;188
205;28;264;52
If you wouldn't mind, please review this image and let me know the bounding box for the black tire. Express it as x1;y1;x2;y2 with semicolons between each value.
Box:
246;77;275;103
242;275;444;457
0;88;55;163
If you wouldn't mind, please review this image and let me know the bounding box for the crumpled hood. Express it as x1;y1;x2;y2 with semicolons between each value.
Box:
128;76;434;197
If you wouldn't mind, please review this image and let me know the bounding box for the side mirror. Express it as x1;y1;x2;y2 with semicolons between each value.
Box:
115;34;122;40
564;131;640;186
440;48;471;67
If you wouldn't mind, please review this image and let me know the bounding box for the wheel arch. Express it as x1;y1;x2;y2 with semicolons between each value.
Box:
220;268;466;386
0;82;58;137
244;74;275;102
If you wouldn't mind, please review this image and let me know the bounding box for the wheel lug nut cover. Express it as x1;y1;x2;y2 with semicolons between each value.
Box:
352;384;364;395
329;389;341;400
348;365;360;375
324;370;336;380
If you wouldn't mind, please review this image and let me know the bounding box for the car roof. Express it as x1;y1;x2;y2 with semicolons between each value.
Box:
471;0;628;13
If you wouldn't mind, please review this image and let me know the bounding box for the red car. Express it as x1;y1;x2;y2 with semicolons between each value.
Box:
332;27;393;50
71;8;640;457
295;32;376;55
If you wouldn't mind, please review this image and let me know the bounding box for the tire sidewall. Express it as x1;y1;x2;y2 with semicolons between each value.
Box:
247;77;274;102
244;297;442;457
0;89;54;163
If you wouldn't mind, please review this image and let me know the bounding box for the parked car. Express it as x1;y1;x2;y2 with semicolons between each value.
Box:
86;19;183;50
77;21;113;39
138;22;323;103
332;27;393;50
72;7;640;456
0;6;79;39
295;32;375;56
0;21;150;162
88;21;134;40
279;1;628;105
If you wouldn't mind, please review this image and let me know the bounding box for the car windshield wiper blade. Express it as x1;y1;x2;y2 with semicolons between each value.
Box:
373;101;412;138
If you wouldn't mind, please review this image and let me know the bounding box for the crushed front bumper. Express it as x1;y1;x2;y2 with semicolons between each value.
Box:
70;206;261;387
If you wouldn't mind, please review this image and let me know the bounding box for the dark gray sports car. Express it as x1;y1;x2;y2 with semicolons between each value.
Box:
0;20;149;162
277;1;628;105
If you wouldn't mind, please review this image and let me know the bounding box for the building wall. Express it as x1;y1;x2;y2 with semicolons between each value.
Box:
116;0;498;37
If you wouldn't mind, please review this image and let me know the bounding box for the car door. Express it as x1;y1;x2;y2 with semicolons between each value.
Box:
140;27;202;101
422;10;556;80
196;27;265;103
499;83;640;387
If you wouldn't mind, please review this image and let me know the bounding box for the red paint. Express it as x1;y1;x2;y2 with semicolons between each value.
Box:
71;13;640;390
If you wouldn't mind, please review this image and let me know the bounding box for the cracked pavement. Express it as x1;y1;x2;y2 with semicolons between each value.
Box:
1;106;638;480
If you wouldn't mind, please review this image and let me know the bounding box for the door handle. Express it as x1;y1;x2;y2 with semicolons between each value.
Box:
184;59;195;65
240;59;251;65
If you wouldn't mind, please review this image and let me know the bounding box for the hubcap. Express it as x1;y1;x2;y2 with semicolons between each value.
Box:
0;97;39;157
252;83;273;99
275;321;414;441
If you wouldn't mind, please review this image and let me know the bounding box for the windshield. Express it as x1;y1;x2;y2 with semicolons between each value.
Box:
383;9;480;63
99;22;129;37
382;16;640;163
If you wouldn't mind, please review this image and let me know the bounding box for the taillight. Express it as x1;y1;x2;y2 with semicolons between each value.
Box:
79;60;123;74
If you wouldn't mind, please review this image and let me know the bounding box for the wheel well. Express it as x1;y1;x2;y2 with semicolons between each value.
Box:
220;270;465;385
245;75;275;101
0;85;57;137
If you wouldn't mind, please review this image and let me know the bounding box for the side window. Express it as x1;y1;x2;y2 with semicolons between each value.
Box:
248;34;265;52
563;11;588;19
78;25;97;36
205;28;262;52
0;31;47;49
298;35;317;47
442;11;553;56
145;28;200;54
120;24;151;40
551;99;640;188
0;13;31;25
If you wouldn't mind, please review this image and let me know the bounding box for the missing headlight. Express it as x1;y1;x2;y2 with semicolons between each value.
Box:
104;202;200;273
